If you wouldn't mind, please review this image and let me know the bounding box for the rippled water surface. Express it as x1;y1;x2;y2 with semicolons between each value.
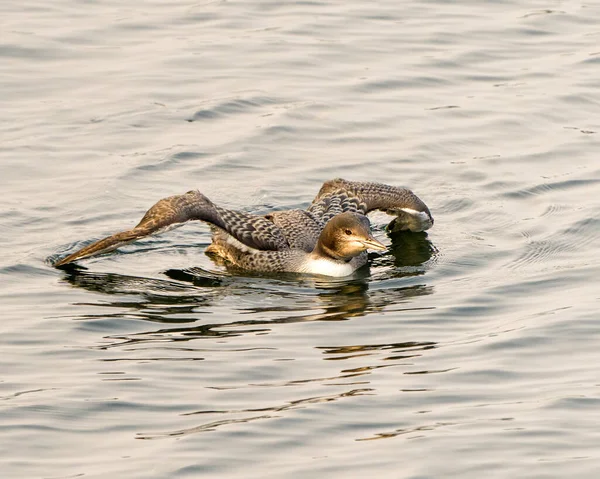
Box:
2;1;600;477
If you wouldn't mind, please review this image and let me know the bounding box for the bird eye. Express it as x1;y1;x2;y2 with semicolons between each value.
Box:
344;229;352;235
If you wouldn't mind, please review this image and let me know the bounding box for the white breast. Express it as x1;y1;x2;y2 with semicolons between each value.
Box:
298;257;356;277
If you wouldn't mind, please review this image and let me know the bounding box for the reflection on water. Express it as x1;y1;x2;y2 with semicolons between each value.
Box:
137;388;375;439
319;341;436;363
60;267;220;324
90;281;434;346
356;420;457;442
135;341;437;439
386;231;438;268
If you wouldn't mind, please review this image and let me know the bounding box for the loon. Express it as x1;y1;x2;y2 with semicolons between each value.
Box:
55;178;433;277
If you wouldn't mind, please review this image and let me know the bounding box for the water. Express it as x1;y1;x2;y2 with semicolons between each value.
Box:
2;0;600;477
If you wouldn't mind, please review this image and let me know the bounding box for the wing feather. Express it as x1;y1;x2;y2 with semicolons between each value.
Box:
308;178;433;231
56;190;288;266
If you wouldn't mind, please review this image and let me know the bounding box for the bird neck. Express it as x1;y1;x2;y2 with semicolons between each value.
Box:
312;239;349;262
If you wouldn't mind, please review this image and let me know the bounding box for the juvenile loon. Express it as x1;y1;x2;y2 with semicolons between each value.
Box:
55;178;433;277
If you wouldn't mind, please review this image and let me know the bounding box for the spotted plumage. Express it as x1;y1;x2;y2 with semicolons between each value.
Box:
55;179;433;277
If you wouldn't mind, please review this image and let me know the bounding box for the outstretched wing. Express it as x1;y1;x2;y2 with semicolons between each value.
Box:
55;190;289;266
308;178;433;232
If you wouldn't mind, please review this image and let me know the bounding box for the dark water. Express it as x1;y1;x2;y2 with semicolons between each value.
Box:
2;1;600;477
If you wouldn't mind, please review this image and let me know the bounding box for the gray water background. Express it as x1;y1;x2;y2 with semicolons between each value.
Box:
2;0;600;477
